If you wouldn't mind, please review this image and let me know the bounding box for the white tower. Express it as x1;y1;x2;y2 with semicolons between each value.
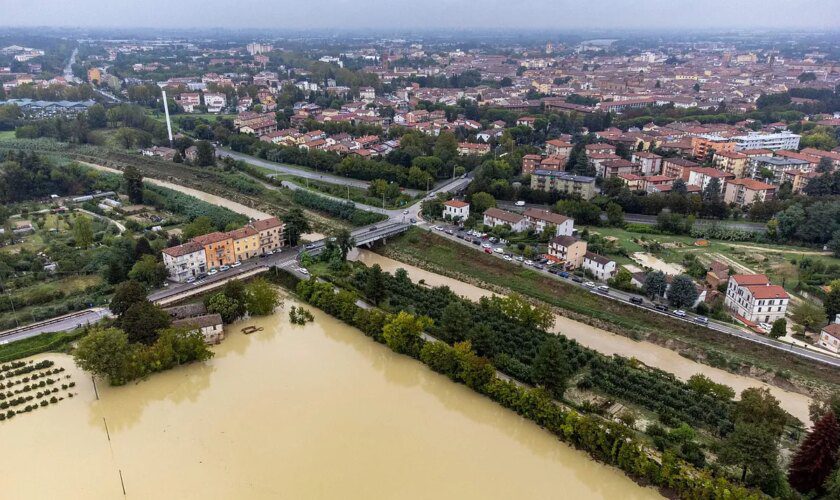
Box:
161;89;174;146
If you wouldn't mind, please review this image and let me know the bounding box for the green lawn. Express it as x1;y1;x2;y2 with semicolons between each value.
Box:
0;329;85;362
0;130;15;141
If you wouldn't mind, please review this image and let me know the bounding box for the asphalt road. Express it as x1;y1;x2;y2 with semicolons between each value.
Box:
425;220;840;368
0;308;111;344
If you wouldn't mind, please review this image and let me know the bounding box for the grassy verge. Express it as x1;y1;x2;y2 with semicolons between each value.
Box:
382;228;840;395
0;329;85;363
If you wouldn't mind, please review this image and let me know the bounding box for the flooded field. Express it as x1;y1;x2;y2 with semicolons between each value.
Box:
352;250;813;424
0;295;660;499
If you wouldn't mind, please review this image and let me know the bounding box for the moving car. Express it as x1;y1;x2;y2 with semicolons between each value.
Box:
629;296;643;305
694;316;709;325
673;309;687;318
410;218;417;223
584;281;596;288
571;276;584;283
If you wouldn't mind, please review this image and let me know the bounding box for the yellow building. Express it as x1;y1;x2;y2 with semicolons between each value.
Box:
87;68;102;85
229;226;260;262
714;150;749;178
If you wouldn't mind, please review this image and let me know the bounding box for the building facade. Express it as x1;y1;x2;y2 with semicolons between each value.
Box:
548;236;587;269
724;274;789;324
530;170;596;200
443;200;470;221
583;252;617;281
161;241;207;282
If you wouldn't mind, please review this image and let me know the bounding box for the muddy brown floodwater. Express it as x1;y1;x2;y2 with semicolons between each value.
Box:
351;249;814;424
0;294;660;499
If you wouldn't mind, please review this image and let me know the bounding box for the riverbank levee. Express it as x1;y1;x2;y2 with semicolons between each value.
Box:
351;249;814;424
0;294;660;499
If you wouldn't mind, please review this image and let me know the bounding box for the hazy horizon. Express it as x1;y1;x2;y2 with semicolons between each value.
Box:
3;0;839;31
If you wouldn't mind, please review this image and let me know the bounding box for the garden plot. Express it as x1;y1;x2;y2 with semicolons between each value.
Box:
631;252;685;275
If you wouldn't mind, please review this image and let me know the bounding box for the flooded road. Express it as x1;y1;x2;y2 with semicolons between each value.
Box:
0;295;660;499
352;250;814;424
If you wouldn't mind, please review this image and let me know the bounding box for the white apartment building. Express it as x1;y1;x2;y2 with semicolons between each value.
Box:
582;252;617;281
162;241;207;282
203;93;227;113
724;274;789;324
483;208;529;232
523;208;574;236
818;323;840;354
733;132;801;152
443;200;470;221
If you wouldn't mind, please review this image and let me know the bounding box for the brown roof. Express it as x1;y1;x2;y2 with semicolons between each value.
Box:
822;323;840;339
162;241;204;258
523;207;571;225
726;178;775;191
193;232;232;246
483;207;524;224
551;235;581;247
172;313;224;329
745;284;789;300
585;252;612;265
228;226;258;240
444;200;469;208
250;217;283;231
731;274;769;286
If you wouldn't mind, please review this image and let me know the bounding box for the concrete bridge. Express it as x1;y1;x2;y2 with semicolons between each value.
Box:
305;222;411;256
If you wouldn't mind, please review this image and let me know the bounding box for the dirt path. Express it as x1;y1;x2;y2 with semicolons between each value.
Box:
726;243;832;256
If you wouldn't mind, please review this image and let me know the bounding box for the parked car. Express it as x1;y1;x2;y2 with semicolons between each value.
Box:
584;281;596;288
596;285;610;294
654;304;668;312
471;239;480;246
484;248;492;254
673;310;687;318
494;247;504;254
208;269;218;276
694;316;709;325
629;296;643;305
515;255;524;262
231;261;242;268
515;200;525;206
185;276;196;284
410;218;417;223
571;276;584;283
482;242;492;249
504;255;513;261
403;210;409;215
558;271;570;278
524;259;534;266
369;226;378;231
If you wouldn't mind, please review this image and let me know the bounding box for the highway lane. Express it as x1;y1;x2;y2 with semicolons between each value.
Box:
424;221;840;368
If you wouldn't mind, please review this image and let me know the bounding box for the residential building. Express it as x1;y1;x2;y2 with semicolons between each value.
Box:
583;252;617;281
230;226;260;262
724;274;789;324
631;151;662;175
642;175;675;193
521;154;543;175
250;217;284;254
359;87;376;101
686;167;734;191
662;158;700;180
705;260;730;290
780;169;820;194
598;158;637;178
733;131;801;152
723;178;776;207
457;142;490;155
523;208;573;236
546;139;573;156
193;232;235;270
818;323;840;354
618;173;644;190
172;313;225;344
713;151;749;178
203;92;227;113
161;241;207;283
483;208;529;232
87;67;102;84
691;135;736;160
749;156;810;183
585;143;617;155
530;170;597;200
443;200;470;221
548;236;587;269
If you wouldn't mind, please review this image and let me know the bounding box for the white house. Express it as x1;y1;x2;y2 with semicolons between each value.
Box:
522;208;574;236
583;252;616;281
483;208;529;232
203;92;227;113
443;200;470;221
818;323;840;354
172;313;225;344
161;241;207;282
724;274;789;324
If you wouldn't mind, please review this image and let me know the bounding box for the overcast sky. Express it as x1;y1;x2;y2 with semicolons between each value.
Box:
2;0;839;30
